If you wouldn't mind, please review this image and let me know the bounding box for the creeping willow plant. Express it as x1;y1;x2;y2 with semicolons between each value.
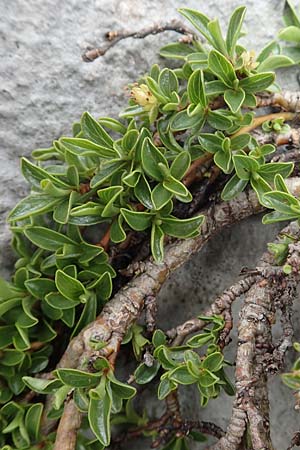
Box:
2;2;300;449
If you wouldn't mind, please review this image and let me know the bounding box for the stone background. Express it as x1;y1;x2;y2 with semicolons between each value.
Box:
1;0;300;448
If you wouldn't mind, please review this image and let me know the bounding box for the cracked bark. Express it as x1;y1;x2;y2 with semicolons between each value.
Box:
209;221;300;450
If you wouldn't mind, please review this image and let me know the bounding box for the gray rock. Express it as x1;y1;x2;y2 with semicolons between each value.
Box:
1;0;300;448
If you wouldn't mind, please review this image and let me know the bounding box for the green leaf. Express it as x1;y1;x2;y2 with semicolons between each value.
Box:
170;152;191;180
186;332;212;348
158;378;177;400
55;369;101;388
202;352;224;372
233;155;260;180
134;361;160;385
283;0;300;27
158;68;178;98
257;55;294;72
8;195;62;222
208;49;237;87
21;157;69;189
198;133;223;153
250;175;272;204
221;174;248;200
163;176;189;197
279;25;300;42
207;19;227;55
24;227;75;251
98;117;127;135
88;387;112;446
110;215;126;243
97;186;123;218
161;215;204;238
25;403;43;441
258;162;293;183
187;70;207;107
120;208;153;231
224;88;245;113
214;150;232;174
226;6;246;56
198;369;219;387
152;184;173;210
60;137;116;159
141;138;168;181
263;190;299;214
170;109;201;131
81;112;114;148
108;373;136;399
159;42;196;60
230;133;251;150
25;278;55;298
151;224;164;262
178;8;211;41
239;72;274;93
134;174;153;209
207;110;233;130
90;161;127;188
22;377;62;394
169;366;198;385
55;270;86;302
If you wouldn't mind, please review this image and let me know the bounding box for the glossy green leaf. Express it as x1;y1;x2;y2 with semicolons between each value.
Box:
159;42;196;60
224;88;245;113
120;208;153;231
239;72;274;93
24;227;75;251
169;366;198;385
163;176;189;197
24;403;43;441
207;110;232;130
8;195;62;222
170;109;201;131
151;183;173;210
55;369;101;388
187;69;207;107
198;369;219;387
208;49;237;87
90;161;127;188
55;270;86;302
108;373;136;399
161;215;204;238
141;138;168;181
158;68;178;98
60;137;116;159
202;352;224;372
134;174;153;209
81;112;114;148
134;361;160;384
151;224;164;262
221;174;248;200
88;386;112;446
158;378;177;400
226;6;246;56
283;0;300;27
257;54;294;72
233;155;260;180
22;377;62;394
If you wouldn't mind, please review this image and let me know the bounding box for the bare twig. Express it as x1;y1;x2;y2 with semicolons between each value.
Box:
210;222;300;450
82;20;197;62
166;275;259;346
256;91;300;112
